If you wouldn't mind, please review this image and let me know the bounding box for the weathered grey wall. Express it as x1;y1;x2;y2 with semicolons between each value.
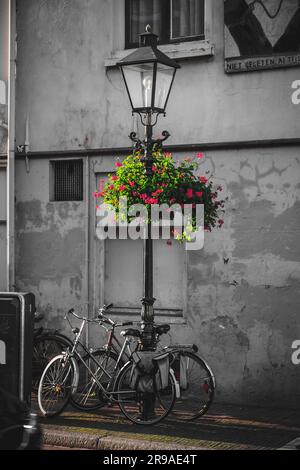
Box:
15;0;300;150
14;0;300;407
15;158;87;329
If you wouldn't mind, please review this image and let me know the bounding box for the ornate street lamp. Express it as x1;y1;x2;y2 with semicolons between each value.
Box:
118;25;180;350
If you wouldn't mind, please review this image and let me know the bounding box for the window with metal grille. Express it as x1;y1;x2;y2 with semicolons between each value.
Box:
51;159;83;201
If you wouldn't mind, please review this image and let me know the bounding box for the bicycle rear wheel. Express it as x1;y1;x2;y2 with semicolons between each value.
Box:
170;351;215;420
115;361;176;425
38;355;75;417
70;349;118;411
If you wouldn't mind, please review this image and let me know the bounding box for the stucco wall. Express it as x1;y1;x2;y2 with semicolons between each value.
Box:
14;0;300;407
15;0;300;150
15;158;87;329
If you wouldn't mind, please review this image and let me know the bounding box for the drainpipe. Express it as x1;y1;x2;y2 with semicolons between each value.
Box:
84;156;90;346
7;0;16;291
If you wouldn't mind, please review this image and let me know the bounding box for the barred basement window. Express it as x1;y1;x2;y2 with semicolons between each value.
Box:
51;159;83;201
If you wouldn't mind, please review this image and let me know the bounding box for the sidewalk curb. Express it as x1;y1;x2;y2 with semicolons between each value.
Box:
42;429;207;451
278;438;300;450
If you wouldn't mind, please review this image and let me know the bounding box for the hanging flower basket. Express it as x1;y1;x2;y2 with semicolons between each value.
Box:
93;150;225;242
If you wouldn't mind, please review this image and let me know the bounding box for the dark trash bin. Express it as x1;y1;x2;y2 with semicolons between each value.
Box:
0;292;35;405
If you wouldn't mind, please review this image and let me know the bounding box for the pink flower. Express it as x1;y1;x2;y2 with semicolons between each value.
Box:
169;197;176;204
197;152;204;159
129;181;135;187
199;176;208;184
111;175;118;181
93;191;104;198
164;152;172;158
148;197;158;204
152;166;157;172
204;226;211;232
195;191;203;198
132;191;137;197
115;162;122;168
218;219;224;227
119;184;127;191
140;193;148;200
152;189;163;197
109;185;114;190
186;188;193;199
99;179;105;191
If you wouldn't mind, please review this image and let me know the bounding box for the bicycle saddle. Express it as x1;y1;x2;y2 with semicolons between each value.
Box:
122;328;141;338
154;324;170;336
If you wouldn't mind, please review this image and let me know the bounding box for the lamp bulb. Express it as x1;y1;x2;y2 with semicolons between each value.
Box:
142;76;152;90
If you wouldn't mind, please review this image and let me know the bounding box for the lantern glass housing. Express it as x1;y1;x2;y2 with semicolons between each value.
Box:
118;28;180;115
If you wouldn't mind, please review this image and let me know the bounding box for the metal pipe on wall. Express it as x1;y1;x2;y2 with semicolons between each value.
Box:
7;0;16;290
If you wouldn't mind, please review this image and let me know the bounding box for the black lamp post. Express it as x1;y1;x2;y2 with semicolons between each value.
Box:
118;25;180;350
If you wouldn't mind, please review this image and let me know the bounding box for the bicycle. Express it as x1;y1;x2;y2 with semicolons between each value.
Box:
71;307;215;420
70;304;136;411
32;312;73;391
37;305;177;425
163;344;215;421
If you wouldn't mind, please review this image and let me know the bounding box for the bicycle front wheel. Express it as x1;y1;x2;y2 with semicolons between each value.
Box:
38;355;75;417
32;334;72;392
170;351;215;420
115;362;176;425
70;349;118;411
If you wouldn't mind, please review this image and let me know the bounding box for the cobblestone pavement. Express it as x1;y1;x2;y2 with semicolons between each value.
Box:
36;402;300;450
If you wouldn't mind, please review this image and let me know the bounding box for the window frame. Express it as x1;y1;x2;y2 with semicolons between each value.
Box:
125;0;205;49
105;0;213;67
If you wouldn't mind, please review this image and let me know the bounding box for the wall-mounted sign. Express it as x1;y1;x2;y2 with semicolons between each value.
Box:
225;0;300;73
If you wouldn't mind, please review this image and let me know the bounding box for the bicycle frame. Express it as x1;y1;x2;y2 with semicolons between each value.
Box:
101;324;133;363
65;316;136;403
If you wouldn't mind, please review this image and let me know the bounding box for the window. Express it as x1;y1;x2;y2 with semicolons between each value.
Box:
50;159;83;201
125;0;205;48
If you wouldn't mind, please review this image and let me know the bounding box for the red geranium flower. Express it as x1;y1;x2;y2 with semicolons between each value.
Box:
199;176;208;184
186;188;193;199
115;162;122;168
